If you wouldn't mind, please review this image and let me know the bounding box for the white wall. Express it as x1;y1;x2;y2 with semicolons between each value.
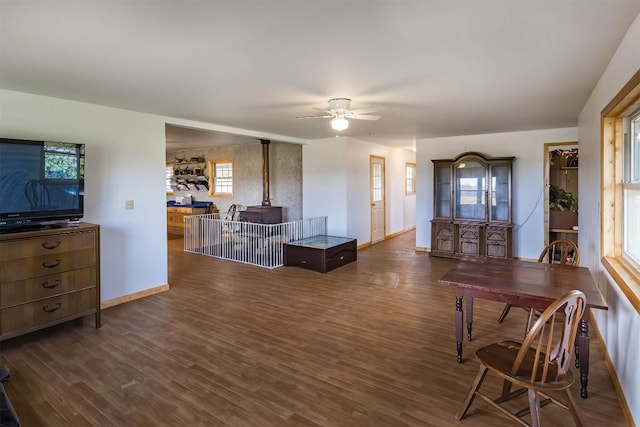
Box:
577;11;640;424
415;127;577;259
302;138;349;235
303;137;416;244
0;90;168;302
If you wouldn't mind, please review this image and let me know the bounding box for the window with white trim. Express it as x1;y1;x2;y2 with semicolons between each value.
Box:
405;162;416;195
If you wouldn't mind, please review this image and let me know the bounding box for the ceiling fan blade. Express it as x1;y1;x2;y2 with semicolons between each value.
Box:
349;106;378;115
312;107;334;114
296;115;334;119
350;114;381;121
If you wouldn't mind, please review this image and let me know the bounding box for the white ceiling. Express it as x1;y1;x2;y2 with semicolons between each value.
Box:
2;1;640;151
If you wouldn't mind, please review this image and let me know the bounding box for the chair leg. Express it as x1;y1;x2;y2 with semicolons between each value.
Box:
456;364;488;421
525;308;536;334
498;304;512;323
564;389;584;426
527;389;542;427
501;378;513;397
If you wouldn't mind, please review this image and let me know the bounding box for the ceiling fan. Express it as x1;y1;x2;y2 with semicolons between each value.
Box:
296;98;381;131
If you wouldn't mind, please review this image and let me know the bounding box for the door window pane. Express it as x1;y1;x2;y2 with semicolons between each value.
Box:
372;162;383;202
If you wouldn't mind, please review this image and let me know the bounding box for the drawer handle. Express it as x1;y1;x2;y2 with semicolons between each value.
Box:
42;259;62;268
42;279;62;289
42;303;62;313
41;240;62;250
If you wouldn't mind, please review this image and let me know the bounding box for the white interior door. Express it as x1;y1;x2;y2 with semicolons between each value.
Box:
370;156;386;244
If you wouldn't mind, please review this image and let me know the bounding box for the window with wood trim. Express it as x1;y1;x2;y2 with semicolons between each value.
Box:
405;162;416;195
209;158;233;197
601;68;640;313
624;109;640;268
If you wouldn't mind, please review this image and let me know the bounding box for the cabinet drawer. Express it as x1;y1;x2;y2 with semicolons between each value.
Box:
1;288;96;336
167;207;206;214
0;231;96;261
325;247;357;272
167;207;189;214
486;226;512;259
167;212;185;225
1;267;96;308
284;246;323;271
486;226;508;242
486;243;507;258
458;224;484;256
0;249;96;283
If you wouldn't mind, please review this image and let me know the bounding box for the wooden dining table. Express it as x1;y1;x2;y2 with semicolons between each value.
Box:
438;257;608;399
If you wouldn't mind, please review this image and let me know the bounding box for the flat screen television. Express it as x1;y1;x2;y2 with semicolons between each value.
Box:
0;138;85;233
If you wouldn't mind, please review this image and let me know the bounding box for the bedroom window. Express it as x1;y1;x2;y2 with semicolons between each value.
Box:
209;158;233;197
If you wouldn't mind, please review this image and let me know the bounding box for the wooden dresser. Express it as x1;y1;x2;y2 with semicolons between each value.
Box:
0;223;100;341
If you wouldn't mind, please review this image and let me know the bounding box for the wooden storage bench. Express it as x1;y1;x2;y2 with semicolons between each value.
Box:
284;235;357;273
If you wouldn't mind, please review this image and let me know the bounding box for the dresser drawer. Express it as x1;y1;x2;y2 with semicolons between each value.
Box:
1;267;96;308
0;288;96;336
0;249;96;283
0;231;96;262
324;247;357;272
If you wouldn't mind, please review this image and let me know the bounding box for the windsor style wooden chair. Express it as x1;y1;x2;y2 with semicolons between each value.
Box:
457;290;586;426
498;240;579;325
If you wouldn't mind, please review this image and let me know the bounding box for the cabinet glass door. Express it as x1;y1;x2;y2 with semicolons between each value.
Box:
455;160;486;220
490;164;510;222
434;165;452;218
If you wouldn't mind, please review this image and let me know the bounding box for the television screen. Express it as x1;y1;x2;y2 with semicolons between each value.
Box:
0;138;85;231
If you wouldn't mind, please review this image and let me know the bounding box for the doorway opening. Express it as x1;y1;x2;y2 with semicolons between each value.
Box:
544;142;579;247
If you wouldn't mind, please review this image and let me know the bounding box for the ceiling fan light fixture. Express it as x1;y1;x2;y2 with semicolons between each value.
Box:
331;117;349;131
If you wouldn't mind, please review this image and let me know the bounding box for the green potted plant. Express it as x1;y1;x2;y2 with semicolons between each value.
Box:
549;185;578;229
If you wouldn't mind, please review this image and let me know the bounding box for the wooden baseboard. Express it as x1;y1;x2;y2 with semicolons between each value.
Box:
590;317;635;426
357;226;417;251
386;226;415;240
357;241;371;250
415;246;430;252
101;284;170;309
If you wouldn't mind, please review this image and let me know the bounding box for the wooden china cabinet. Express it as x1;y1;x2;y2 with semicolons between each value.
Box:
430;152;514;259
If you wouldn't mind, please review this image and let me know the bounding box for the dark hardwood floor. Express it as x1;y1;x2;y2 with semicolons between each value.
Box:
0;230;626;426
